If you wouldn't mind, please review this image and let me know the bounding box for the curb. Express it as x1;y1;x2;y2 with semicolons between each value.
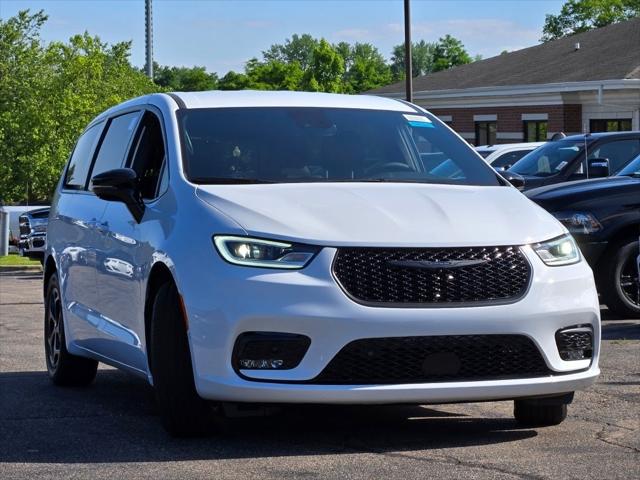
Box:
0;266;43;274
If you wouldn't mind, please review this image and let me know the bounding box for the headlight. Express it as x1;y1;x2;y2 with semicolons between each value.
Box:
213;235;320;269
552;211;601;234
532;234;580;266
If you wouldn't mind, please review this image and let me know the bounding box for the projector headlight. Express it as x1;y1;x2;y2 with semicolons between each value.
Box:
213;235;320;269
532;234;580;266
552;211;602;234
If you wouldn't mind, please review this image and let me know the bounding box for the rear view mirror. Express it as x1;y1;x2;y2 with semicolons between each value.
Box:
91;168;145;222
498;170;525;190
587;158;610;178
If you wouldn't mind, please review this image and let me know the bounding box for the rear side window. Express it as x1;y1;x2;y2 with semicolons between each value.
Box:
91;111;141;180
64;123;102;189
491;149;531;169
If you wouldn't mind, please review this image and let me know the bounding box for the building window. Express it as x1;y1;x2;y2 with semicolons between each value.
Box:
524;120;548;142
590;119;632;132
475;121;496;146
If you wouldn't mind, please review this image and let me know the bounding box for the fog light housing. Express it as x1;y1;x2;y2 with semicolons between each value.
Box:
233;332;311;371
555;326;593;361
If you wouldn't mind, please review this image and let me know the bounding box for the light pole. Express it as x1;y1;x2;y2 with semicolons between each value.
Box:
145;0;153;79
404;0;412;102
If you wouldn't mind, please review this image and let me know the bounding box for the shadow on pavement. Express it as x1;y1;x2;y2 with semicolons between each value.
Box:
0;369;536;464
601;322;640;340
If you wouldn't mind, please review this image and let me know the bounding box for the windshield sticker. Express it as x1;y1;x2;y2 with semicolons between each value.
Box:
404;114;434;128
555;160;568;171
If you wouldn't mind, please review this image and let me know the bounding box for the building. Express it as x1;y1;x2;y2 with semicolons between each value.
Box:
370;18;640;145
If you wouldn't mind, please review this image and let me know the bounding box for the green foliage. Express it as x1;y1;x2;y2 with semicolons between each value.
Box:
432;35;473;72
390;35;472;80
542;0;640;41
0;10;159;204
154;64;218;91
301;39;345;92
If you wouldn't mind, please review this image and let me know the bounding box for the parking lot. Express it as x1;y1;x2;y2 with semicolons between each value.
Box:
1;272;638;479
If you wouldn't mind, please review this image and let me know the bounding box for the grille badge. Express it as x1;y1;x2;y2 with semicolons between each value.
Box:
386;259;489;269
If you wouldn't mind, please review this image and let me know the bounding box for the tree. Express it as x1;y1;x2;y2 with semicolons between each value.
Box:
262;33;319;70
301;39;345;92
542;0;640;41
432;35;472;72
217;70;251;90
341;42;392;93
390;40;436;79
154;64;218;91
0;10;159;204
245;58;304;90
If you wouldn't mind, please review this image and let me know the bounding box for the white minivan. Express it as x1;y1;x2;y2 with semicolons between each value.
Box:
45;91;600;436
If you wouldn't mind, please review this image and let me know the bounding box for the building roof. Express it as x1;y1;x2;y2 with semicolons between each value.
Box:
370;18;640;95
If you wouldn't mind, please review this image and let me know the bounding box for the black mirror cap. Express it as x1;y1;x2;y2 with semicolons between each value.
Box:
91;168;144;222
498;170;526;190
587;158;610;178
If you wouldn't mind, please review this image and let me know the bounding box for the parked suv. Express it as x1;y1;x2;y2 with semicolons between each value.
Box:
18;207;49;263
45;91;600;436
527;154;640;317
508;132;640;190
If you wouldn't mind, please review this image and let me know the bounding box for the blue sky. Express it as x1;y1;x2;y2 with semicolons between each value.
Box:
1;0;565;74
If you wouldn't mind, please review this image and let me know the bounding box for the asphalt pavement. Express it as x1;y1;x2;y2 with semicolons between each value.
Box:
1;272;638;479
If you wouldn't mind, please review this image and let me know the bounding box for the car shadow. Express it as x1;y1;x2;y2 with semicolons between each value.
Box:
0;369;536;464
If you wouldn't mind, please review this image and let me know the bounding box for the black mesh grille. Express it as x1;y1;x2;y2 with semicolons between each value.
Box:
332;246;530;306
313;335;551;384
555;329;593;361
18;216;30;236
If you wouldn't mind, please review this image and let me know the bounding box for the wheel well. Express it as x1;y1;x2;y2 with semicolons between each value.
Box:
43;256;57;299
608;225;640;248
144;263;175;370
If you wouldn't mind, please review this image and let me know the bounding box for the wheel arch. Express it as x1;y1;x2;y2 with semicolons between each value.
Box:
43;254;57;299
144;261;177;371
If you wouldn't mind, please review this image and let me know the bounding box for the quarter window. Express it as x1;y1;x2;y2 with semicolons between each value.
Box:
475;121;496;146
523;120;547;142
90;111;141;181
64;123;103;189
128;112;167;199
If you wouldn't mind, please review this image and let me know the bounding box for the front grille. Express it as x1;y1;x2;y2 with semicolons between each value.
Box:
332;246;531;306
313;335;551;384
18;216;30;236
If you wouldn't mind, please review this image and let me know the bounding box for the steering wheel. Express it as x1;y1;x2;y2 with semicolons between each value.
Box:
365;162;414;176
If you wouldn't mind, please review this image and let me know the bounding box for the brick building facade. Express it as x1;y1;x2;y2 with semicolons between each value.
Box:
370;19;640;145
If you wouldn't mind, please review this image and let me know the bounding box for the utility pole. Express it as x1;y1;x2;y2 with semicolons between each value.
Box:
404;0;412;102
145;0;154;79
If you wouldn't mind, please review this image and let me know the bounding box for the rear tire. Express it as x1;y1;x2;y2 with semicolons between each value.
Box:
150;282;218;437
514;400;567;427
600;239;640;318
44;273;98;386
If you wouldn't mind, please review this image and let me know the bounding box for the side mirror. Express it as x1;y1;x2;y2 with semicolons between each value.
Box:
91;168;145;222
587;158;610;178
498;170;525;190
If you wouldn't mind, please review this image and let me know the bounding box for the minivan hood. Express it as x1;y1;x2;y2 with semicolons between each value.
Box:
196;183;564;247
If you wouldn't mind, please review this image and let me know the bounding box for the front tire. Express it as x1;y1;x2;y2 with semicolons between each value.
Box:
514;400;567;427
600;239;640;318
45;273;98;386
150;282;218;437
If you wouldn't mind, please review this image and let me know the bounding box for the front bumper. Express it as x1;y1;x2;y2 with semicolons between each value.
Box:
181;246;601;404
19;234;46;257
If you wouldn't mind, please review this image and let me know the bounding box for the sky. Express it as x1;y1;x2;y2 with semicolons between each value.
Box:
1;0;566;75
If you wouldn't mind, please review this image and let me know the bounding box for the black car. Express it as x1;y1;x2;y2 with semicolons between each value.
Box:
509;132;640;190
526;155;640;317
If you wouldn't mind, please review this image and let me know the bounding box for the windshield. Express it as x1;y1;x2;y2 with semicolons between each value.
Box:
618;154;640;177
177;107;501;186
510;140;586;177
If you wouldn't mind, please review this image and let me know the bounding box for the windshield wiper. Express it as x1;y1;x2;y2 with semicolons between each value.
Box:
190;177;275;184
